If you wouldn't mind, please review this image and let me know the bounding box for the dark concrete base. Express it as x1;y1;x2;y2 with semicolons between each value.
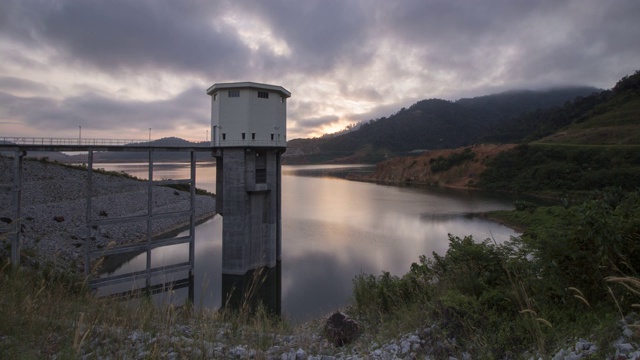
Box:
221;260;281;316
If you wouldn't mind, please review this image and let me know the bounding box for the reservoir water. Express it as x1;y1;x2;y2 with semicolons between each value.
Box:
96;162;518;323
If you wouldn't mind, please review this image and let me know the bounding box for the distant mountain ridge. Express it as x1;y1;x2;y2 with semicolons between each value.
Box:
284;86;600;164
356;70;640;192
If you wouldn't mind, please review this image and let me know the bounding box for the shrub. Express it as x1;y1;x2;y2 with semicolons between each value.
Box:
430;148;475;173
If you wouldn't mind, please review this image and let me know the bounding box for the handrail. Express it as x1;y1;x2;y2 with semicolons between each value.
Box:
0;137;210;147
0;137;286;148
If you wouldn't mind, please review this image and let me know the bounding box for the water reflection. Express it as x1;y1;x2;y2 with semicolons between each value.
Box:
96;163;519;323
222;263;281;316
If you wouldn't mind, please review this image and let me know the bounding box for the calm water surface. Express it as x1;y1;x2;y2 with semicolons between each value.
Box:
95;162;518;323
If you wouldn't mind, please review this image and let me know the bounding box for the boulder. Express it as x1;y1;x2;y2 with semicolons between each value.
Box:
324;311;361;347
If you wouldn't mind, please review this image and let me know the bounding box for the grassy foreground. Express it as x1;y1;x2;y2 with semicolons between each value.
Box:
0;261;294;359
2;189;639;358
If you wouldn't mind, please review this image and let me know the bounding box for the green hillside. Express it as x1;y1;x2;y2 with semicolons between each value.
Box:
478;70;640;195
539;94;640;145
284;87;599;164
486;70;640;145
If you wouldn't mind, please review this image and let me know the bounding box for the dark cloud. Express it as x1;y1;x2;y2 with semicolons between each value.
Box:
0;0;639;139
0;86;208;136
504;1;640;89
0;76;58;96
1;1;265;78
297;115;339;129
235;0;373;74
374;0;639;90
338;83;383;102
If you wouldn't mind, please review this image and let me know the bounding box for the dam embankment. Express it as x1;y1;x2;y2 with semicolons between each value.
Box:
0;157;215;271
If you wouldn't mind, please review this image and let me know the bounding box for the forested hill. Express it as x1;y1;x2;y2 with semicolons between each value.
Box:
354;70;640;193
478;70;640;194
284;86;599;164
485;70;640;144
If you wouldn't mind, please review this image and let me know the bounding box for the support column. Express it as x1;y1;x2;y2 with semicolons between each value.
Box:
220;147;281;315
188;150;196;302
84;151;94;277
11;150;25;267
146;151;153;289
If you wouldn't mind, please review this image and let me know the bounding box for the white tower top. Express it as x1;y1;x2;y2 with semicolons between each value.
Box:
207;82;290;147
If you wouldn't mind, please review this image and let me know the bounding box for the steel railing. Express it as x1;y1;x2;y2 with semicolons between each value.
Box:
214;139;285;147
0;137;286;147
0;137;211;147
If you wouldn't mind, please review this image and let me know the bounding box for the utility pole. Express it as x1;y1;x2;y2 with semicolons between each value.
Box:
79;125;81;145
149;128;151;143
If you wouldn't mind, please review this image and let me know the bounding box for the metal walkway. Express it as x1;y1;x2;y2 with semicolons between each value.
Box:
0;136;211;149
1;137;215;300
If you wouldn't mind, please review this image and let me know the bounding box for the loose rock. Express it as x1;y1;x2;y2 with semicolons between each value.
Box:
324;311;361;347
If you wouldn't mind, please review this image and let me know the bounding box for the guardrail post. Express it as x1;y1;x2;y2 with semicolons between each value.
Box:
11;150;25;267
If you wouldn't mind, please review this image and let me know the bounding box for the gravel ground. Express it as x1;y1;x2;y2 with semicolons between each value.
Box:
59;312;640;359
0;156;215;272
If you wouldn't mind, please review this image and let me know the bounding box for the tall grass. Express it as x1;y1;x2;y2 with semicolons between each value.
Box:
0;259;290;358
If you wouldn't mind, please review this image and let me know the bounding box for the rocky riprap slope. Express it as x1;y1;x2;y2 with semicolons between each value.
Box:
60;312;639;359
0;157;215;271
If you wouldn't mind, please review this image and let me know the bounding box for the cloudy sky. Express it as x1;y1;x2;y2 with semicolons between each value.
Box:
0;0;638;141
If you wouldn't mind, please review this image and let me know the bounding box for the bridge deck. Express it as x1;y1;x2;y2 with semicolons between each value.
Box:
0;144;213;152
0;136;285;151
1;136;208;151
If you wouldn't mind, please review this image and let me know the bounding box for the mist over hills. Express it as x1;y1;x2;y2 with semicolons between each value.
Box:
284;86;600;164
500;70;640;145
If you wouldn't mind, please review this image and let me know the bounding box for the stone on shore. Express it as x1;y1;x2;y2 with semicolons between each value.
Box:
324;311;361;347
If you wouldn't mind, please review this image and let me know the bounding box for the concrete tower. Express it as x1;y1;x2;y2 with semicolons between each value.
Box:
206;82;290;313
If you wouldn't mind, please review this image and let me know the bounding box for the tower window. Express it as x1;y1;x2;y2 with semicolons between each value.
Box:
270;133;274;140
222;133;226;140
255;151;267;183
280;96;285;103
242;133;246;140
258;91;269;99
251;133;256;140
228;90;239;97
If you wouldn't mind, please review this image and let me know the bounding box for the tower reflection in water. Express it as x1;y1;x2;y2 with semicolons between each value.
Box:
221;261;281;316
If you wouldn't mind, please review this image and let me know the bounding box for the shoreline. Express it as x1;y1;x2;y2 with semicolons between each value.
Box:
474;211;527;233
